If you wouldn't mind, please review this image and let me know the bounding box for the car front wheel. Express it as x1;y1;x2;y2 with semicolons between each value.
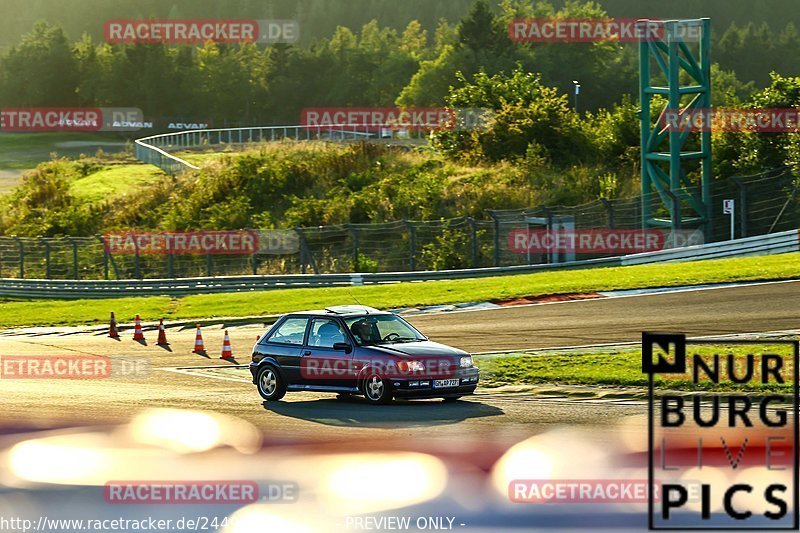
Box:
257;365;286;401
362;372;392;405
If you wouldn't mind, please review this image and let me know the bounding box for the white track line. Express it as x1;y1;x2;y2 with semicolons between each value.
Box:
158;367;251;383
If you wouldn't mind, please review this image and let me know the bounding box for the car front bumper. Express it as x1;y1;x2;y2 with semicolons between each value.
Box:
389;367;480;398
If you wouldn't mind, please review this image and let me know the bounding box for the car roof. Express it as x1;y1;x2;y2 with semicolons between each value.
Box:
286;305;391;318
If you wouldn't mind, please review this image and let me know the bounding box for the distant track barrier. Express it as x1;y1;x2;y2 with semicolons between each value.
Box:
3;164;800;281
134;124;425;174
0;229;797;299
0;129;791;297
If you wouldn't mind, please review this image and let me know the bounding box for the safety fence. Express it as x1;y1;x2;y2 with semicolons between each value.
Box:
0;228;795;299
134;124;427;174
0;165;798;281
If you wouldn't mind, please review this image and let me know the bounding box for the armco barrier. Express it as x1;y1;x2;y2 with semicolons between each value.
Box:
135;124;416;174
619;229;799;266
0;230;797;299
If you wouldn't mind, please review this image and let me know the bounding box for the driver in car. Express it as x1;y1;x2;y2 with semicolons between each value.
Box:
349;318;381;345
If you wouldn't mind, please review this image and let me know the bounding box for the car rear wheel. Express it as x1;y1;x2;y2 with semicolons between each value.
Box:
362;372;392;405
257;366;286;401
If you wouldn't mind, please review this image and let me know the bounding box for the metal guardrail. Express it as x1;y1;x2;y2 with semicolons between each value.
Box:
1;229;796;299
135;124;426;174
620;229;799;265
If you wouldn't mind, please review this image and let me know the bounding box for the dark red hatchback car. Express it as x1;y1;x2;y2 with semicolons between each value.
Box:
249;305;480;404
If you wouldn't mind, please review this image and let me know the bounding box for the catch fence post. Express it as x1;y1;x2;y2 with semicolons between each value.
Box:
66;237;78;279
13;236;24;278
465;217;478;268
600;198;616;229
294;228;307;274
96;235;109;280
405;220;416;271
39;238;51;279
732;177;748;238
488;212;500;267
347;225;360;271
134;239;141;279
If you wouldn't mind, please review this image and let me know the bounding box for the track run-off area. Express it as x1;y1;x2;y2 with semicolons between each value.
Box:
0;279;798;440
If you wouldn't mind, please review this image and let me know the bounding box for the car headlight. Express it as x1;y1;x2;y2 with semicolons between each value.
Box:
460;355;473;368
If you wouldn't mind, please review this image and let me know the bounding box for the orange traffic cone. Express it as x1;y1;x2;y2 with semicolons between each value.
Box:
109;312;120;339
220;330;233;359
156;319;169;345
132;314;145;341
192;324;205;354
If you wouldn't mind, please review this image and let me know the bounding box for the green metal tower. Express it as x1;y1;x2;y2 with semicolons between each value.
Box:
639;18;712;236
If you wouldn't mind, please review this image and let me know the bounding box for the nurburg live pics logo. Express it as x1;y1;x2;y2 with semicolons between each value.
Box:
642;332;799;529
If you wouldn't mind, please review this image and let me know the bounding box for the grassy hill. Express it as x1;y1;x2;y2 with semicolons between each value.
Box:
0;140;638;237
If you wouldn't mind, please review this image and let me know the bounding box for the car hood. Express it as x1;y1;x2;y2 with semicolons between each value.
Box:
368;340;468;358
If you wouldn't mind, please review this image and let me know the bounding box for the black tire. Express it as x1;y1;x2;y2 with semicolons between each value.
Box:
257;365;286;401
361;371;392;405
442;396;462;403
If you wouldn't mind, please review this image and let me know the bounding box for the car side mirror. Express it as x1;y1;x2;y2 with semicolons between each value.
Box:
332;342;353;353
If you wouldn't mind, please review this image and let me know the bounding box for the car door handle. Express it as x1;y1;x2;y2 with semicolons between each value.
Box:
302;350;312;356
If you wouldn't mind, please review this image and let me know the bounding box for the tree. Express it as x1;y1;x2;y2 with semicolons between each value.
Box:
456;0;512;55
397;1;519;106
0;22;79;106
195;42;268;124
400;20;429;59
712;73;800;177
432;67;591;163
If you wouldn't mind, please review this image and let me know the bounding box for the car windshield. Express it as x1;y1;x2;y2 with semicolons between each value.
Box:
345;314;426;346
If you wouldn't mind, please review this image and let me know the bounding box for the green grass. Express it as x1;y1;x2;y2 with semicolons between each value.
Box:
68;165;165;202
1;252;800;329
176;140;413;166
180;151;234;165
0;132;126;171
477;343;795;392
0;296;175;330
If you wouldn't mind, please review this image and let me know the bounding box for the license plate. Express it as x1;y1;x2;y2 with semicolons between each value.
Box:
433;378;460;388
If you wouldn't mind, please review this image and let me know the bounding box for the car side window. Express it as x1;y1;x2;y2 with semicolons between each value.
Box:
308;319;346;348
266;317;309;345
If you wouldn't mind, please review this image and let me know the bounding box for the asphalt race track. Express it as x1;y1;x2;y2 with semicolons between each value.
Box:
409;280;800;352
0;280;798;439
